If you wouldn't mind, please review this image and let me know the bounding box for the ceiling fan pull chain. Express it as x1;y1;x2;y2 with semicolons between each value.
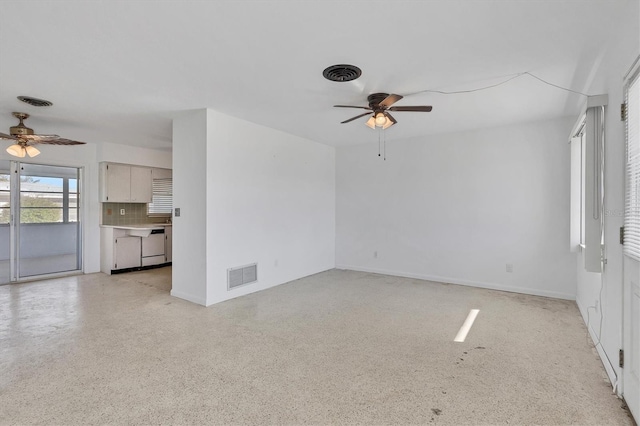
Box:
378;129;381;157
383;130;386;161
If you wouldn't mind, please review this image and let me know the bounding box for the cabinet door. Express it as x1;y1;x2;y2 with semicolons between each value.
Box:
130;166;152;203
105;163;131;202
114;236;141;270
165;227;172;262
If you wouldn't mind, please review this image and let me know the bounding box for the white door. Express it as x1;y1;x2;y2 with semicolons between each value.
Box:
623;257;640;420
623;66;640;421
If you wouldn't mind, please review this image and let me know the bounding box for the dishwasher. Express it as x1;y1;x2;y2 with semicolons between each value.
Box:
141;228;166;266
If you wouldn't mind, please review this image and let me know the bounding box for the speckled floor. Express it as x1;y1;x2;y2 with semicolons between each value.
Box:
0;268;633;425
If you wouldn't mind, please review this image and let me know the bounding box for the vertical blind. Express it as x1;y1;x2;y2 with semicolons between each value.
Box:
148;178;172;215
624;73;640;260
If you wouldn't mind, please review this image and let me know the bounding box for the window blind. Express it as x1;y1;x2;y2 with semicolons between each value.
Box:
625;74;640;260
148;178;172;215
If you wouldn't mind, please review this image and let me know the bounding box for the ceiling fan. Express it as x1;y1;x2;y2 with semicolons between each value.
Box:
335;93;433;129
0;112;86;158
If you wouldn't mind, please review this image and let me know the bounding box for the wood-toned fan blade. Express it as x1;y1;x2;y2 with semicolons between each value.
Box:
388;106;433;112
341;112;373;124
334;105;372;110
25;134;86;145
0;132;17;140
379;94;403;108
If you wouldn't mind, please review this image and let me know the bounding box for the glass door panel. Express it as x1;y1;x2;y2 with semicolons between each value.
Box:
0;160;10;284
18;163;81;278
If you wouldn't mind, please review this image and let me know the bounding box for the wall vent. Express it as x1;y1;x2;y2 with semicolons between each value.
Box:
227;263;257;290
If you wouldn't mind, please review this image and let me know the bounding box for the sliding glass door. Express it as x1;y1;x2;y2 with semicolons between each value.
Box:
0;161;82;284
0;161;10;284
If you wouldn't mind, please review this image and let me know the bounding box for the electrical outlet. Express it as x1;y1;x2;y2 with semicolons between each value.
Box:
374;251;378;258
120;209;125;215
506;263;513;273
274;259;278;267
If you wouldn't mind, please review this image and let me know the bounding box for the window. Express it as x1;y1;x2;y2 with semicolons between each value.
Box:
624;70;640;260
19;175;79;224
148;177;172;216
0;168;9;224
570;101;606;273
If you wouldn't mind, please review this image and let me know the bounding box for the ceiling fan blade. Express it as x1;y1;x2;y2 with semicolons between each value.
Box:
388;106;433;112
379;94;403;108
334;105;372;110
341;111;373;124
0;132;17;140
26;134;86;145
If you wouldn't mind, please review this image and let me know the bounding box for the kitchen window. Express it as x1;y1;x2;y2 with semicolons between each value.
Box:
148;177;172;216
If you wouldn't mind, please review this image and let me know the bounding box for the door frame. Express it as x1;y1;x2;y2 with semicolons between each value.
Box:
7;160;84;282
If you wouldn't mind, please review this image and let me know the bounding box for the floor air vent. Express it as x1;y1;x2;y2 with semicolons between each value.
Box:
227;263;257;290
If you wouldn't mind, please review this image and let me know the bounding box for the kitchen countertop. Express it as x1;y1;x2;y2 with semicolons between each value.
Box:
100;223;172;229
100;223;171;237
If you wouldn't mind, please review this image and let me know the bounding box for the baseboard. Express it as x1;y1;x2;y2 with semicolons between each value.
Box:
170;289;206;306
335;264;576;301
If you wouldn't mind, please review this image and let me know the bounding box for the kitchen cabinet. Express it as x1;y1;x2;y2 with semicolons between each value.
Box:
165;226;172;263
114;236;142;270
101;225;171;274
100;162;152;203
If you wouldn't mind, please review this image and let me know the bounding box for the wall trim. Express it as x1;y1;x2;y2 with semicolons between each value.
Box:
336;264;576;301
170;289;207;306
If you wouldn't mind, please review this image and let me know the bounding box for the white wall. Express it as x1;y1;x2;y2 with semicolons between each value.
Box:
336;117;577;300
97;142;172;169
574;0;639;389
205;110;335;305
171;110;208;305
171;109;335;306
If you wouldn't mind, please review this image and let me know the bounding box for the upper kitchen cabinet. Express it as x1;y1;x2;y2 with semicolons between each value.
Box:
100;162;152;203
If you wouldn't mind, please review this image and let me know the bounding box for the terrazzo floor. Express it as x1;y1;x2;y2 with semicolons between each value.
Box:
0;267;633;425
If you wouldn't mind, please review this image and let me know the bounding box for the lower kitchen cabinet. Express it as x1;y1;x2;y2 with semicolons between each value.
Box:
101;226;172;274
114;236;141;269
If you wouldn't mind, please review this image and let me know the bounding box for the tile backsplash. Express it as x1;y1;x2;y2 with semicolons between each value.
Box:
102;203;170;225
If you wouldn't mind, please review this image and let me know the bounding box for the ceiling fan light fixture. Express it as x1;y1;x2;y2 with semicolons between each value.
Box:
374;112;387;127
7;144;26;158
365;116;376;129
25;145;40;157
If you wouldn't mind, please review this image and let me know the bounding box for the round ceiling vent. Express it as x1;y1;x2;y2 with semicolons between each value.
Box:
17;96;53;107
323;64;362;82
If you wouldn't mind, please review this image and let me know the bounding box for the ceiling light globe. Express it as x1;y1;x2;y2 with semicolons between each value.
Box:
25;145;40;157
374;113;387;127
6;144;26;158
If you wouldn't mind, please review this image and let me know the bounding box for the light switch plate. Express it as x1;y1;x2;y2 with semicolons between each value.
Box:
175;208;180;217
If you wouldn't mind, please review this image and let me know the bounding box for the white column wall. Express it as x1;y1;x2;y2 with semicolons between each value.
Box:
205;110;335;305
170;109;335;306
171;109;208;305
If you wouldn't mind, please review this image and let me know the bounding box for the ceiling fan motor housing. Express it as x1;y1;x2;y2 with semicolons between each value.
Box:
10;112;34;137
367;93;390;108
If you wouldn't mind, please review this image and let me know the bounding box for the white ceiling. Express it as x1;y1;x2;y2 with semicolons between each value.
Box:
0;1;629;150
